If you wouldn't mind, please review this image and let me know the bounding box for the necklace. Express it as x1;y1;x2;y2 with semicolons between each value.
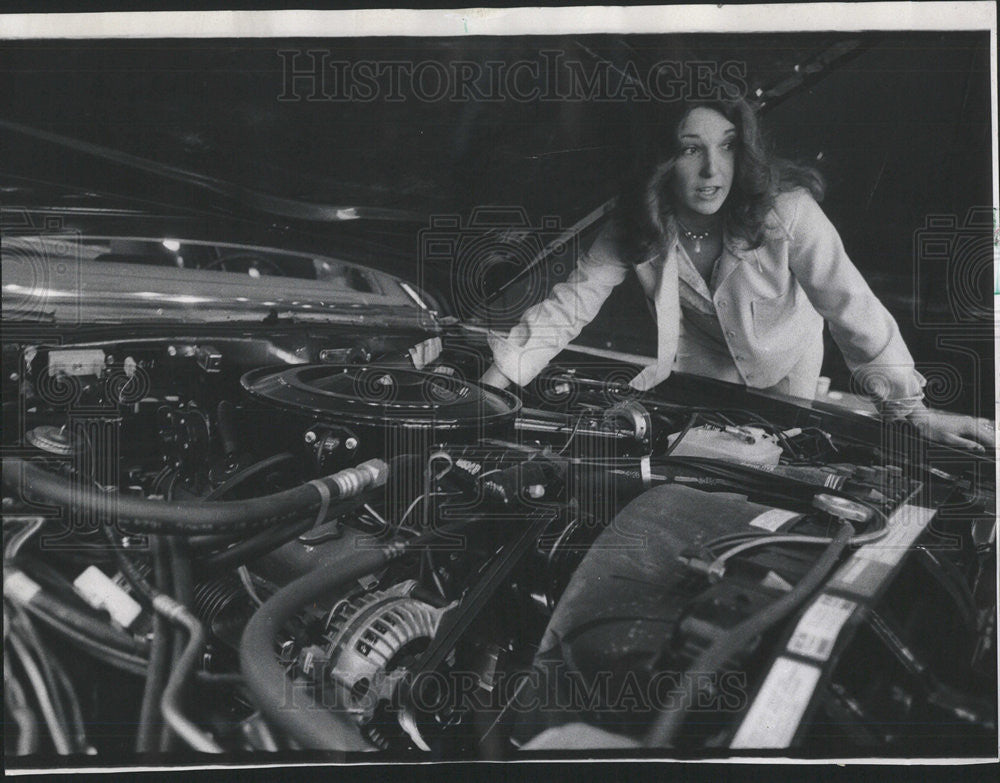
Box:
676;220;714;254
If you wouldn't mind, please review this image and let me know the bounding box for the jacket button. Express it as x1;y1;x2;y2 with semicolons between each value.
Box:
726;329;736;338
735;355;744;361
717;299;727;307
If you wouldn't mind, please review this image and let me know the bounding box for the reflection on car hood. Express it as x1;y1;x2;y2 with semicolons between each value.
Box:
1;246;438;329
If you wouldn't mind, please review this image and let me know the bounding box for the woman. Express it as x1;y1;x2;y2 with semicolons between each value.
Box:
482;98;994;451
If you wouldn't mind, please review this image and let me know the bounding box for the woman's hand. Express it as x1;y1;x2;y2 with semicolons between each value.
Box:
906;407;996;453
481;363;513;390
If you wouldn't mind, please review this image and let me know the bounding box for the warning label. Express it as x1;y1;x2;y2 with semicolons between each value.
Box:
787;594;856;662
730;657;822;749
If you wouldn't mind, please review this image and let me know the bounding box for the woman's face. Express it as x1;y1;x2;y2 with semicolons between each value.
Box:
669;107;737;218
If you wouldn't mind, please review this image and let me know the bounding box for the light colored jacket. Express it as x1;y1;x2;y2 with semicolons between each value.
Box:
489;188;925;412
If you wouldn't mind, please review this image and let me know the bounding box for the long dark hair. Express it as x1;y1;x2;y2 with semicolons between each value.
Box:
614;97;825;263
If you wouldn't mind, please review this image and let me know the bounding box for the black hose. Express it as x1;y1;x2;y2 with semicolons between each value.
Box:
187;453;299;551
654;456;888;533
644;520;855;748
23;589;150;656
186;454;299;552
3;456;383;536
196;515;316;571
160;536;196;751
238;545;388;751
21;603;149;675
168;537;195;609
203;452;296;502
196;497;365;571
137;536;171;753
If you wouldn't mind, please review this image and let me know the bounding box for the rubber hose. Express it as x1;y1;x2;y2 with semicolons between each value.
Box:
238;546;391;751
137;536;171;753
26;591;149;656
4;457;357;535
160;537;195;752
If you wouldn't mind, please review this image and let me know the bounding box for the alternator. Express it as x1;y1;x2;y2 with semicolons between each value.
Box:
298;580;452;723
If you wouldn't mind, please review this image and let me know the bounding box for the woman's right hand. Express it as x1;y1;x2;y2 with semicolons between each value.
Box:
481;363;513;389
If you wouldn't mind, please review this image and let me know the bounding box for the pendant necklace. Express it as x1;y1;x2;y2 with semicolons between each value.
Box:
677;220;713;254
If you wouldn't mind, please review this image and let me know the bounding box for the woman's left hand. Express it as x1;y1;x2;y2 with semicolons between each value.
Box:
906;407;996;452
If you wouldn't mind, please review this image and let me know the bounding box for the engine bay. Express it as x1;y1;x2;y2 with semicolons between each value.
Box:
2;328;996;758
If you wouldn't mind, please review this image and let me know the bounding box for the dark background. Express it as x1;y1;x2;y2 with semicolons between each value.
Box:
2;32;993;414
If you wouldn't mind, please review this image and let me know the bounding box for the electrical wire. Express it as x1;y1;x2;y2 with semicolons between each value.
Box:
396;492;461;530
362;503;391;533
702;518;890;571
424;550;447;599
556;414;585;456
237;566;264;607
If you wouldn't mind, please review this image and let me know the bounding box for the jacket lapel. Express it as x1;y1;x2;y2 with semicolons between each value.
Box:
630;244;680;390
713;235;758;290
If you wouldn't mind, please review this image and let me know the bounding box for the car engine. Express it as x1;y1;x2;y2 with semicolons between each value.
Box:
2;329;996;757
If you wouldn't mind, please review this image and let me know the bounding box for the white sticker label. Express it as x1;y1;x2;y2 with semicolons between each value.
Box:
787;594;857;662
730;657;822;749
855;504;936;566
749;508;801;532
